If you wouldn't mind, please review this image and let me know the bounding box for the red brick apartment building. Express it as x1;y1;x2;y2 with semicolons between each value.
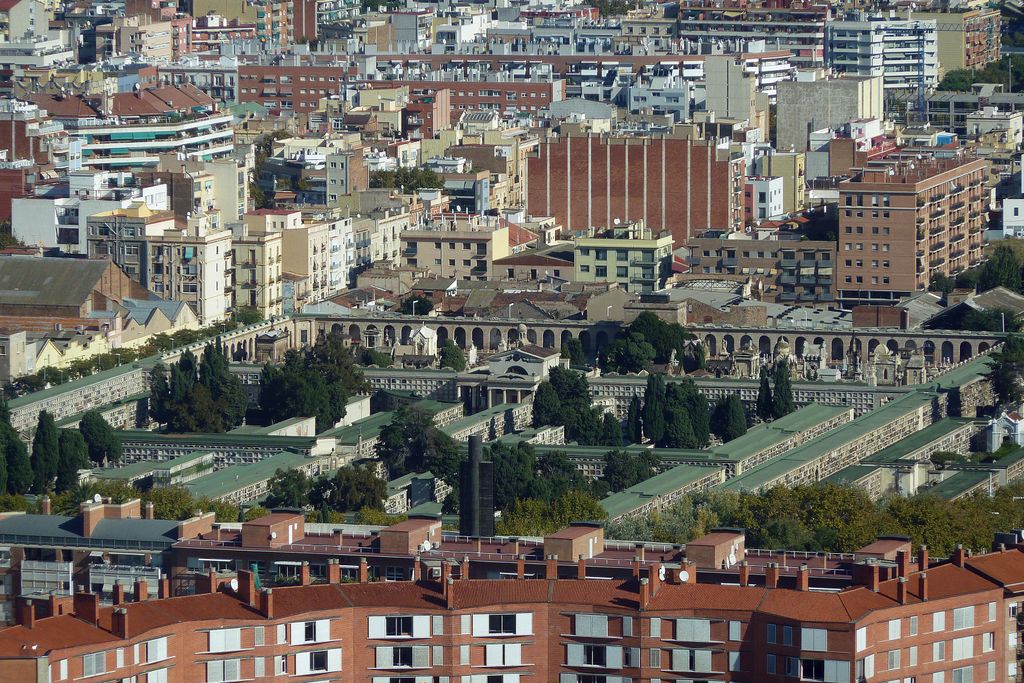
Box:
3;512;1024;683
527;134;744;246
836;151;988;307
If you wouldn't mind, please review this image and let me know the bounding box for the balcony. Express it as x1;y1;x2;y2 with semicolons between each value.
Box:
930;207;946;219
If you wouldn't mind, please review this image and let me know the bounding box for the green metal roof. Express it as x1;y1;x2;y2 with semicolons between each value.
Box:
10;362;148;410
600;464;724;520
821;464;882;487
93;450;212;481
321;411;395;444
927;470;992;500
184;451;314;500
440;403;527;438
115;429;318;448
704;404;852;462
719;390;941;493
863;418;977;465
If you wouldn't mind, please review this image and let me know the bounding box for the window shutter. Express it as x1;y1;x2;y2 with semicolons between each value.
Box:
254;657;264;678
650;618;661;638
224;660;239;681
472;614;489;637
315;620;330;642
567;643;584;666
206;662;221;683
290;622;304;645
516;613;532;636
460;645;470;665
607;646;623;669
560;674;575;683
433;646;444;665
461;615;471;635
368;617;386;639
276;624;286;644
412;645;430;668
486;643;504;666
295;651;311;676
694;650;712;672
412;616;430;638
327;648;342;672
376;647;393;668
432;615;444;636
671;649;686;672
505;643;522;666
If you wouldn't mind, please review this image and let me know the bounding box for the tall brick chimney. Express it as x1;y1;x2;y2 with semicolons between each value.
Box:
918;545;929;570
896;550;911;578
764;563;780;589
73;593;100;625
133;580;148;603
40;496;50;515
577;555;586;580
738;561;750;586
796;564;809;591
918;572;928;602
897;577;909;604
112;582;125;605
545;555;558;579
639;577;650;610
112;607;129;639
259;589;274;619
358;559;369;583
952;545;967;568
16;599;35;628
327;559;341;584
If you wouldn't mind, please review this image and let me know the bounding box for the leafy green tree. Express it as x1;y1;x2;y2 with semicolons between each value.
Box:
711;395;748;442
600;332;656;373
439;340;466;371
988;334;1024;405
772;360;796;419
929;273;956;295
496;489;606;536
665;378;710;447
360;347;393;367
601;449;658;493
264;469;311;508
627;312;692;364
978;244;1023;293
56;430;89;493
683;343;706;372
149;343;248;433
78;411;123;468
233;307;263;325
756;366;774;422
375;406;462;482
400;294;434;316
599;412;623;447
369;168;443;192
625;395;643;444
958;308;1022;333
488;442;543;510
642;373;666;443
560;338;586;366
529;367;603;444
31;411;59;492
143;486;197;520
309;467;386;512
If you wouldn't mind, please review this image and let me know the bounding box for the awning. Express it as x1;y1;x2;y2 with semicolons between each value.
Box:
274;560;303;566
800;267;815;274
819;267;833;275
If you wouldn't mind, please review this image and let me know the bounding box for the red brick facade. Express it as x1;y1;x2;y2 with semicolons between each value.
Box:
526;135;744;247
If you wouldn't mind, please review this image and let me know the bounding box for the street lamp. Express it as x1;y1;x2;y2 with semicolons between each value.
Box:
508;303;514;319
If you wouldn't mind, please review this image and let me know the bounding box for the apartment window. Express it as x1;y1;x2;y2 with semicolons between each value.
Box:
952;666;973;683
783;626;793;646
988;602;996;622
953;607;974;631
206;659;241;683
801;628;827;652
595;266;607;278
909;646;918;666
209;629;241;653
146;638;168;664
767;654;777;674
910;617;918;636
983;632;994;653
650;648;661;669
934;612;946;632
887;650;900;670
253;627;264;647
951;636;973;661
583;645;606;667
933;640;946;662
729;651;741;672
855;628;867;652
767;624;777;644
489;615;515;635
616;267;628;278
935;673;945;683
387;617;413;637
82;652;106;678
729;621;741;641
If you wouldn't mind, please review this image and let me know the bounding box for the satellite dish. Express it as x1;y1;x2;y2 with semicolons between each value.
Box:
727;552;737;567
92;494;102;504
613;217;621;225
229;578;239;592
658;566;666;581
270;531;277;540
420;540;432;552
679;570;690;583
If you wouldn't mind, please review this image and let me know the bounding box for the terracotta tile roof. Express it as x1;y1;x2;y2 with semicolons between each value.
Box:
448;580;551;610
110;593;261;636
965;548;1024;590
649;583;766;613
0;615;118;657
759;588;869;623
876;563;1000;605
508;223;538;248
29;93;98;119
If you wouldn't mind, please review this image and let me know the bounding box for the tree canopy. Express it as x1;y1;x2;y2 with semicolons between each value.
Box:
79;411;122;466
151;342;249;433
264;469;312;508
988;333;1024;406
369;168;442;192
375;405;461;484
439;340;466;371
260;332;367;432
711;394;748;442
531;367;604;444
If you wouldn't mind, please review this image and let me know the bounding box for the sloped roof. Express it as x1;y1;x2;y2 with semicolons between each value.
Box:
0;257;111;309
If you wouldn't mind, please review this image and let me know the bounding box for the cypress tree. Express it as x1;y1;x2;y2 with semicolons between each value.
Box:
756;366;774;422
626;395;643;444
31;411;59;493
642;374;666;444
772;360;796;419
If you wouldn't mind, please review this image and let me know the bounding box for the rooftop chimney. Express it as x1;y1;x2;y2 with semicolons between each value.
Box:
639;577;650;609
259;589;273;619
545;555;558;579
896;550;911;578
897;577;909;605
577;555;586;580
40;496;51;515
358;559;369;583
918;545;929;570
649;561;662;595
133;580;147;603
16;599;35;629
738;561;750;586
237;570;256;606
327;559;341;584
112;582;125;605
918;572;929;602
952;545;967;568
796;564;809;591
765;563;780;589
300;561;311;586
112;607;129;639
73;593;100;626
144;501;154;520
